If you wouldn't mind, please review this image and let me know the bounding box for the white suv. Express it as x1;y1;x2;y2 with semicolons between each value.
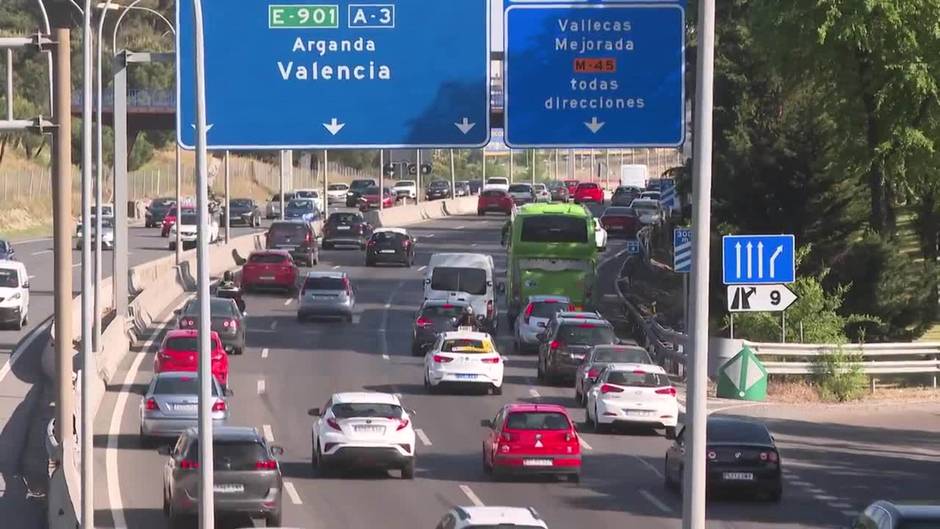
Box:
424;331;504;395
392;180;418;200
434;507;548;529
309;392;417;479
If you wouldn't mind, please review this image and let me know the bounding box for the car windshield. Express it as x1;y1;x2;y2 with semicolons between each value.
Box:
707;421;773;444
430;267;487;296
287;199;313;210
533;184;547;191
593;347;651;364
558;323;616;345
328;184;347;190
441;338;490;353
351;180;375;190
328;213;360;224
183;298;239;316
271;193;295;201
249;253;290;264
429;181;448;188
509;184;532;192
230;199;252;207
578;183;599;190
606;370;670;388
185;440;269;470
421;304;466;318
506;412;570;430
0;269;19;288
304;276;345;290
529;300;570;319
153;375;219;396
179;214;198;225
520;215;589;243
331;403;403;419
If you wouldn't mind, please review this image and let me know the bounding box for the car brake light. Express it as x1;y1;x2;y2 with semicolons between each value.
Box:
565;432;576;442
481;357;500;364
655;387;677;397
415;316;432;328
305;231;312;243
707;450;717;460
368;239;376;247
760;451;779;463
396;419;410;431
577;323;596;328
327;418;342;431
600;384;623;394
180;459;199;470
433;355;453;363
486;300;494;318
212;400;226;412
549;340;560;350
145;398;158;411
255;459;278;470
523;304;534;323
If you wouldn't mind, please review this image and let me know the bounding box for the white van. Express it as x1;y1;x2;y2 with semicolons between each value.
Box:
0;260;30;330
424;253;500;332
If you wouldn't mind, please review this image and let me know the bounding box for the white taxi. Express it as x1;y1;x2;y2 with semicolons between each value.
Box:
585;363;678;438
424;330;504;395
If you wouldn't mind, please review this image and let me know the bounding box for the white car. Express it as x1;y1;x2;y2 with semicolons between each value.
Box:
424;330;504;394
169;210;220;250
392;180;417;200
435;507;548;529
74;215;115;250
629;198;664;225
513;295;571;353
309;392;416;479
585;363;678;437
593;217;608;252
326;183;349;204
294;188;323;212
91;203;115;218
0;260;29;330
639;191;661;201
483;177;510;192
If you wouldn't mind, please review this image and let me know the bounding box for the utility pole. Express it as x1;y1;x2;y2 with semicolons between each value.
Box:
509;150;513;183
450;149;455;194
80;2;95;526
279;150;287;220
224;150;230;243
379;149;385;210
175;145;182;263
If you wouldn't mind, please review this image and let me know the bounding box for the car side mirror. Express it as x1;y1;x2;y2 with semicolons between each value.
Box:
479;419;492;428
308;408;320;417
157;445;172;456
270;445;285;457
406;408;417;417
22;282;29;289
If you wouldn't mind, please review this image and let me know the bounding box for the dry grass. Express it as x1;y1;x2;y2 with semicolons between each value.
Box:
767;379;940;404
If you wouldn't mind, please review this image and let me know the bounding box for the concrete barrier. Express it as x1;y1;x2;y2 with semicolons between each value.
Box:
363;196;478;227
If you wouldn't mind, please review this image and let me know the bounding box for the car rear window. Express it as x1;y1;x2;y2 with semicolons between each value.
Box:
331;403;403;419
482;190;506;198
351;179;375;189
430;267;487;296
328;213;360;224
577;183;599;190
295;190;318;198
269;224;309;240
707;421;773;444
558;322;616;345
271;193;295;201
182;299;239;316
508;184;532;192
373;231;406;243
179;214;198;225
421;304;465;318
185;440;269;470
429;181;448;188
303;276;345;290
441;339;490;353
593;347;651;364
154;376;219;396
230;199;252;207
529;300;569;319
520;215;589;243
249;253;290;264
506;412;570;431
164;336;198;351
395;180;416;187
0;269;19;288
152;198;174;207
328;184;347;190
606;370;670;388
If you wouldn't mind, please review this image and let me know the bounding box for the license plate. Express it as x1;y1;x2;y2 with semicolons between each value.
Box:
625;410;654;417
337;226;350;230
353;425;385;433
173;404;197;412
379;249;395;254
455;373;478;380
723;472;754;481
214;483;244;493
523;459;553;467
260;276;275;281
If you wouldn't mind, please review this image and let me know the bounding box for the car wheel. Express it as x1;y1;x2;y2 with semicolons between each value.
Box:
664;461;679;492
234;347;243;356
536;358;545;381
482;449;493;475
345;313;353;323
22;314;27;327
767;484;783;502
411;342;422;357
12;315;22;331
401;458;416;480
664;426;677;439
574;389;582;407
168;242;176;251
424;370;436;394
592;406;606;433
477;211;484;216
568;472;581;484
365;258;374;267
162;489;169;516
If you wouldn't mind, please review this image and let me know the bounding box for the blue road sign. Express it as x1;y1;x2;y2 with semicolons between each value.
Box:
503;2;685;148
626;239;640;256
673;227;691;273
723;235;795;285
177;0;490;149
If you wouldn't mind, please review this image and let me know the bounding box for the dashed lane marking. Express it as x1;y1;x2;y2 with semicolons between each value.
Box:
459;485;484;507
332;265;340;269
640;489;673;513
261;347;269;359
528;388;540;398
31;250;53;256
416;428;433;447
418;266;427;271
579;437;592;450
284;482;303;505
455;225;466;229
257;379;266;395
283;298;293;306
382;354;390;360
633;455;664;479
270;320;278;330
263;424;275;442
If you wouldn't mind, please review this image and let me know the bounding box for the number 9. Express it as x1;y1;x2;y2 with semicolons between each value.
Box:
770;290;781;305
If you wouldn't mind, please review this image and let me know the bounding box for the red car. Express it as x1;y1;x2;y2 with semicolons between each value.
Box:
154;329;230;389
358;186;395;211
481;403;581;482
574;182;604;204
241;250;298;292
477;189;514;216
599;206;641;238
564;179;580;197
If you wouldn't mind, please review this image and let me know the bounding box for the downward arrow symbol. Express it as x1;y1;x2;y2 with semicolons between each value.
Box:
584;117;605;133
454;117;475;134
190;123;214;132
323;118;345;136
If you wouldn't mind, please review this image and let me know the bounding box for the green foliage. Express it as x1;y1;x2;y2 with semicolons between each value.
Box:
129;134;154;172
813;347;867;402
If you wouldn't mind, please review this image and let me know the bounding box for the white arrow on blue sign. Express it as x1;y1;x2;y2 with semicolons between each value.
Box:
722;235;795;285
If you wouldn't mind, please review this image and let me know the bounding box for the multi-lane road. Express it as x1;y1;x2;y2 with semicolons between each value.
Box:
87;212;940;529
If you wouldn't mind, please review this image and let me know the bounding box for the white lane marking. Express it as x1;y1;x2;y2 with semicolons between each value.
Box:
415;428;433;447
640;489;673;513
528;388;540;398
261;347;269;359
283;481;303;505
425;233;435;238
807;488;826;495
633;455;664;479
283;298;293;306
72;262;80;268
332;265;340;269
382;354;390;360
579;437;592;450
471;243;478;247
455;225;466;229
270;320;278;330
459;484;484;507
0;317;52;383
418;266;427;272
263;424;275;442
28;275;35;279
257;379;266;395
31;250;53;256
814;494;838;501
378;280;406;358
790;480;812;487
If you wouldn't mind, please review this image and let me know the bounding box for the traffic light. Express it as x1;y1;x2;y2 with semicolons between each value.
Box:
408;164;418;176
421;163;432;175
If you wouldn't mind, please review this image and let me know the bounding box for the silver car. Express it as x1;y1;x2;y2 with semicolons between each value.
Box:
513;295;572;353
532;183;551;202
74;216;115;250
139;371;230;442
296;271;355;322
574;344;653;405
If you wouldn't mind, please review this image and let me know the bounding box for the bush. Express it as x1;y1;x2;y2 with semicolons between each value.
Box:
813;346;867;402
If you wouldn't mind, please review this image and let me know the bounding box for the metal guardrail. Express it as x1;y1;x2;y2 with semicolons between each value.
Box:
71;89;175;110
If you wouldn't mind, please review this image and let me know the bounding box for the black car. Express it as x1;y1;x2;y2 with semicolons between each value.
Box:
222;198;262;227
175;297;246;355
322;212;372;249
665;416;782;501
468;179;484;195
411;299;469;355
611;186;643;207
365;228;416;267
425;180;452;200
145;197;176;228
0;240;14;260
854;502;940;529
537;315;618;383
265;220;319;266
546;181;570;202
346;178;377;207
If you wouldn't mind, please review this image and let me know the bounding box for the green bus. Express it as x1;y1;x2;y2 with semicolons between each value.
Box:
504;203;598;325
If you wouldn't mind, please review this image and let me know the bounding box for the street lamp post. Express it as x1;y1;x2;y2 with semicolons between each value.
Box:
80;2;94;528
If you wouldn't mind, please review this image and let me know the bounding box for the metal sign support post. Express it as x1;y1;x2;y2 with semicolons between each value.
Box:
509;150;514;183
175;145;182;263
80;3;95;526
554;149;559;180
531;149;536;184
279;150;286;220
683;1;716;529
481;150;486;181
449;149;455;195
416;150;422;203
567;149;573;180
605;150;610;192
224;150;230;243
379;149;385;210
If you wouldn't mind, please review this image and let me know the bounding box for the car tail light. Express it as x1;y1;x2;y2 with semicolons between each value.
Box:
523;304;534;323
707;450;717;460
326;418;342;431
212;400;227;412
486;300;494;318
222;319;236;329
343;277;352;296
403;239;411;247
211;348;224;361
305;231;312;243
181;318;195;327
481;357;500;364
600;384;623;394
180;459;199;470
760;451;779;463
415;316;432;328
549;340;560;350
587;367;600;379
656;387;677;397
368;239;376;247
145;398;158;411
255;459;278;470
396;419;410;431
565;432;576;442
433;354;453;363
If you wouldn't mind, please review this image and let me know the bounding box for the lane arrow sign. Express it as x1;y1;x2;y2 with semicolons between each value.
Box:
455;117;476;134
726;284;798;313
584;117;605;134
323;118;345;136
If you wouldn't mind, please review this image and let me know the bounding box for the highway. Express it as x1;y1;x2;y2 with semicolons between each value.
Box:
87;212;940;529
